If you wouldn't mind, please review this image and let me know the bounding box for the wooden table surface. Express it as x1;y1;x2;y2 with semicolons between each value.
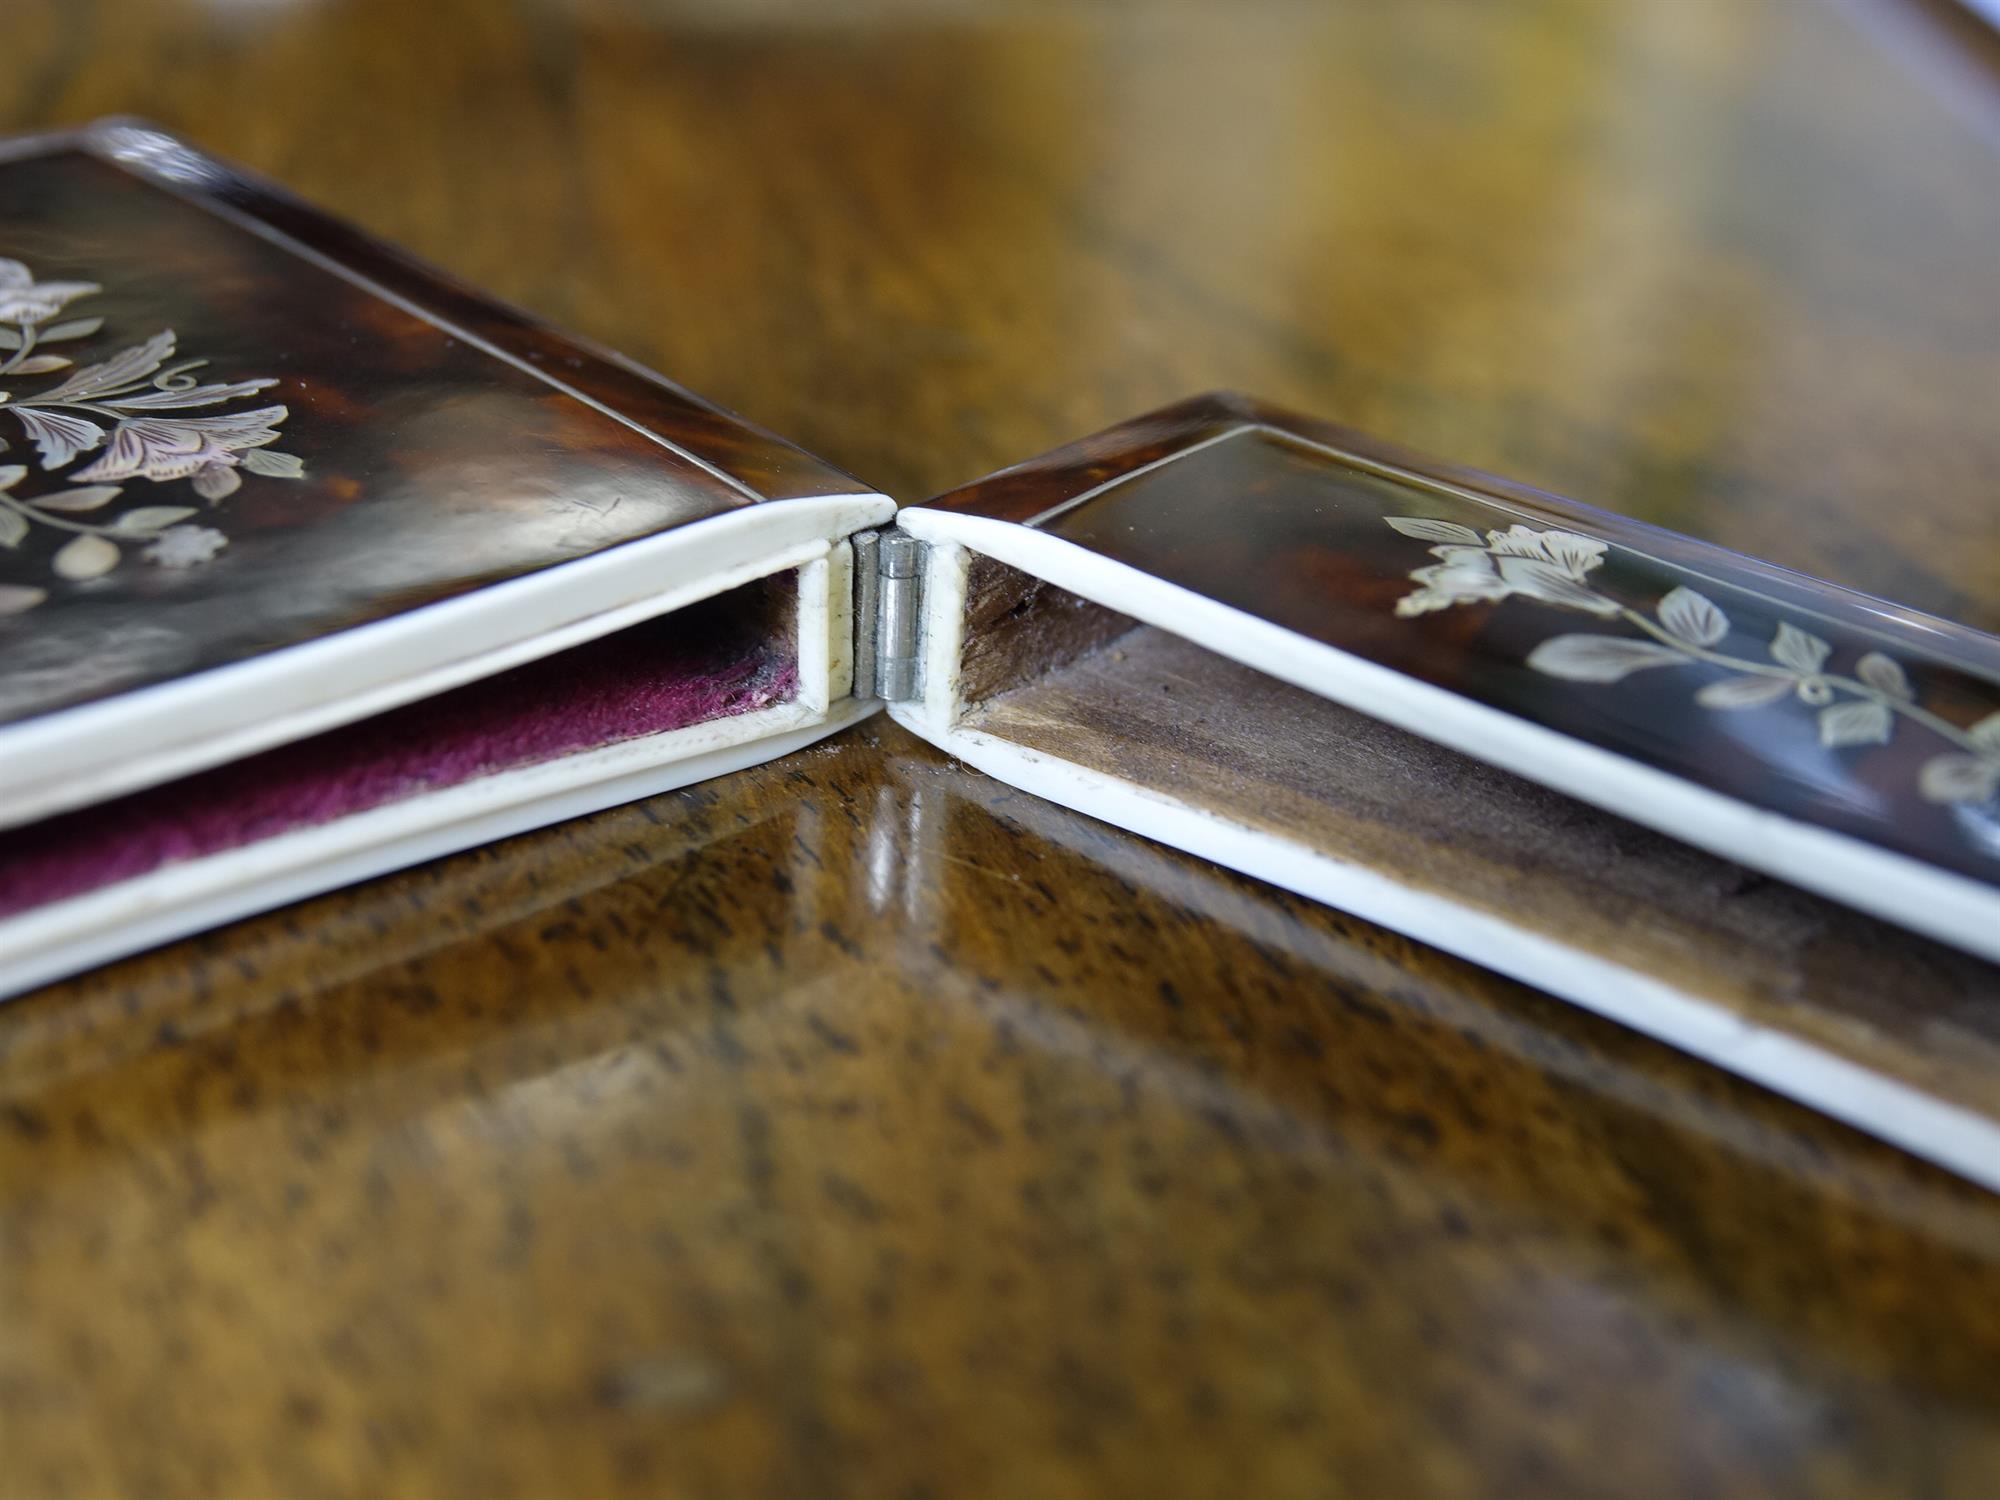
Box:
8;1;2000;1495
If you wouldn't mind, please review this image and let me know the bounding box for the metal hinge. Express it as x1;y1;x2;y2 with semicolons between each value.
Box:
852;528;924;701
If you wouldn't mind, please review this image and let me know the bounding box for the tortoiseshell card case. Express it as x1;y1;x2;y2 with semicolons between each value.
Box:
0;122;893;994
6;126;2000;1196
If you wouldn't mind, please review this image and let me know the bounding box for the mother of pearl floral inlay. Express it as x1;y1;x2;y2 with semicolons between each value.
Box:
1386;516;2000;815
0;259;306;617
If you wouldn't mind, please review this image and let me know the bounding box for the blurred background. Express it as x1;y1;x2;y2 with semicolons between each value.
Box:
10;0;1998;612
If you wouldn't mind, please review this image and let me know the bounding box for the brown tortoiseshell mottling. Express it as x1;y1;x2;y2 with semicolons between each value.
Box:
931;392;2000;891
0;125;866;725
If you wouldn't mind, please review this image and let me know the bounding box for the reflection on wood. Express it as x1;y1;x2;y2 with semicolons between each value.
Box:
961;620;2000;1153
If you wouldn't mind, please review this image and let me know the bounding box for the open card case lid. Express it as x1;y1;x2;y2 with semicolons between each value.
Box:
6;127;2000;1194
886;394;2000;1194
0;121;890;992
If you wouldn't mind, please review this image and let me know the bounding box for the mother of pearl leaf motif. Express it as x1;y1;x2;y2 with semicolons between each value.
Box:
0;260;307;614
1385;516;2000;820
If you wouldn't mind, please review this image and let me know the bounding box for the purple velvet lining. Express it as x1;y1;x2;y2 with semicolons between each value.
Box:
0;589;797;920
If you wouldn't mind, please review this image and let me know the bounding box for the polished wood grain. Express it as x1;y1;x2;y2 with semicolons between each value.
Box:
7;1;2000;1496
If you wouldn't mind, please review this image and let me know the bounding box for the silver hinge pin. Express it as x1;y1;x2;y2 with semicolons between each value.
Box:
876;532;923;701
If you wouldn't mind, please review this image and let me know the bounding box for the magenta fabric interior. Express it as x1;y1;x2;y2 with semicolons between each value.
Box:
0;585;797;920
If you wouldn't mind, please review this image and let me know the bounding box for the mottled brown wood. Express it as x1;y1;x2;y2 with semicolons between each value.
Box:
6;2;2000;1497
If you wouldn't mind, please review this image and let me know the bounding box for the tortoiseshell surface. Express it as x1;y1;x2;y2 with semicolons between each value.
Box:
929;392;2000;892
0;128;862;727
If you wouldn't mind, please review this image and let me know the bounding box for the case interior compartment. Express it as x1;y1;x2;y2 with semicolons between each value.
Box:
0;570;800;920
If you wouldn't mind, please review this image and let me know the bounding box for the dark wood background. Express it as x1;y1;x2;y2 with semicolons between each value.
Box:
7;1;2000;1495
